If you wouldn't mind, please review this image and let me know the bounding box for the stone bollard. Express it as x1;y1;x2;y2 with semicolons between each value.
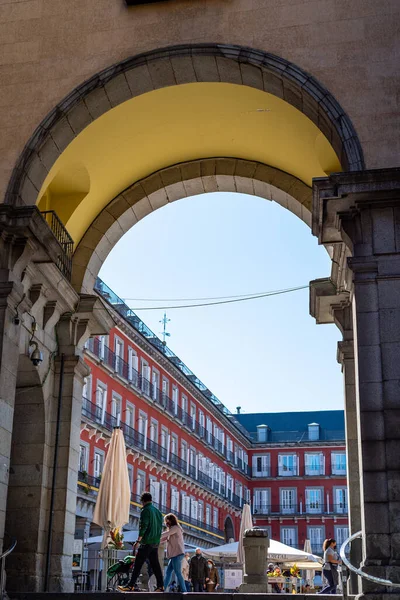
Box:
239;528;270;593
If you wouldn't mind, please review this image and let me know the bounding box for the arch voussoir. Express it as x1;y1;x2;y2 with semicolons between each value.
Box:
73;157;312;294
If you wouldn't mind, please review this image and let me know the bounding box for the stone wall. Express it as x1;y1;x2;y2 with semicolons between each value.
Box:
0;0;399;203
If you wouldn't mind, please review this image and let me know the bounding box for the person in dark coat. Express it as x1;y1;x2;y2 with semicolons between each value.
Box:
189;548;209;592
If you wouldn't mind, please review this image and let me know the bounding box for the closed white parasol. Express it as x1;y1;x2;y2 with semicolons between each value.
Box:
92;427;131;548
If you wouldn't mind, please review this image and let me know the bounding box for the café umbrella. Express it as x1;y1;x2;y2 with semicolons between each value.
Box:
92;427;131;548
237;503;253;564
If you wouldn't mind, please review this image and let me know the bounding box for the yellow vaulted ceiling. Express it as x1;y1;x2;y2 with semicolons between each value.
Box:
38;82;341;245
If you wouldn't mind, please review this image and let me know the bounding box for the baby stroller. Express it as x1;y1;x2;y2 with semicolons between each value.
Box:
106;554;136;591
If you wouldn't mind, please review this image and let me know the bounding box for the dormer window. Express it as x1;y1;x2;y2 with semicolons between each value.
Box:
308;423;320;441
257;424;269;442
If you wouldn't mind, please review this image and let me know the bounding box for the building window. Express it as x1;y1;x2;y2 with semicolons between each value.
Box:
205;504;211;525
278;454;298;476
136;471;145;497
280;488;296;514
114;336;124;376
111;392;122;426
305;453;325;476
150;478;160;506
334;526;349;548
171;434;178;457
308;422;320;440
199;410;205;434
82;375;91;401
305;488;323;513
206;418;213;445
127;464;134;491
252;454;270;477
190;403;196;430
334;488;348;514
181;394;188;422
181;440;188;463
308;526;325;553
281;526;297;547
128;347;139;385
152;369;160;401
125;402;135;429
331;452;346;475
171;487;179;512
198;501;204;522
191;498;199;521
95;382;107;423
213;507;219;529
254;489;270;514
149;419;158;443
141;360;151;395
79;443;89;472
182;494;190;516
162;378;169;408
172;386;179;415
161;481;167;508
257;424;268;442
93;449;104;480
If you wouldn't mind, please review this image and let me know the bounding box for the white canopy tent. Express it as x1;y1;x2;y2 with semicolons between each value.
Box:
203;539;322;564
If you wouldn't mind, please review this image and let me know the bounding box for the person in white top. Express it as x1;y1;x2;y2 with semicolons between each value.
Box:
160;513;186;592
318;538;341;594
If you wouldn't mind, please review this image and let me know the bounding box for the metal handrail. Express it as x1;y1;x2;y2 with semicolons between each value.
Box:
340;530;400;588
0;538;17;600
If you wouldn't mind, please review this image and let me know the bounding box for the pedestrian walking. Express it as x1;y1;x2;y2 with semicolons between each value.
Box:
118;492;164;592
318;538;341;594
160;513;187;592
182;553;192;592
189;548;209;592
205;559;219;592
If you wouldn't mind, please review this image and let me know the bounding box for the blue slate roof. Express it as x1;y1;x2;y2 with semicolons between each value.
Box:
235;410;345;442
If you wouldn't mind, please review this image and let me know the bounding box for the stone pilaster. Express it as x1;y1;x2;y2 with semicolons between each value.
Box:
313;168;400;598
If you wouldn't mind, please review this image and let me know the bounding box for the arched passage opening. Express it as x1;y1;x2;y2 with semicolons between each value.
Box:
1;44;371;593
224;515;235;543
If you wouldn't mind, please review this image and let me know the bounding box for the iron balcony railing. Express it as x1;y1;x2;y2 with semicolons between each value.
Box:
85;338;251;478
77;471;224;539
81;397;245;510
40;210;73;280
253;503;349;516
252;466;347;478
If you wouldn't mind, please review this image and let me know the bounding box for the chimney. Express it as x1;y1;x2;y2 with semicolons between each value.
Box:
236;406;241;414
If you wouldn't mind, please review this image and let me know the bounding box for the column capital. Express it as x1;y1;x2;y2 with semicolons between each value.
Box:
312;167;400;248
337;339;354;365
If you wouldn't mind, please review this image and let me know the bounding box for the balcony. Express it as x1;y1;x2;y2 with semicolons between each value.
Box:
85;338;250;477
40;210;73;280
77;471;224;540
81;396;245;510
252;503;348;516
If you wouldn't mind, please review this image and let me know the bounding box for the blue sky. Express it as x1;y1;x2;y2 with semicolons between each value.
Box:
99;192;343;415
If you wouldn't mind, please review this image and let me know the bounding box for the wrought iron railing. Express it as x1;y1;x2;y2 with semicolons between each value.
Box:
81;397;245;509
85;338;250;477
253;503;348;516
40;211;73;280
77;471;224;538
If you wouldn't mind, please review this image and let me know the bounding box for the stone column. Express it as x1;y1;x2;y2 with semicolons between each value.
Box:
335;307;362;596
313;168;400;598
0;281;25;555
310;281;362;593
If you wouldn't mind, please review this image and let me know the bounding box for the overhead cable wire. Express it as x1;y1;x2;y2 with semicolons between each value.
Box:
128;285;308;311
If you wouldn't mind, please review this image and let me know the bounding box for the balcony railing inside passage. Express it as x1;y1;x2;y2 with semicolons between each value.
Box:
253;503;349;516
81;397;244;509
77;471;224;539
85;338;251;477
40;210;73;280
94;278;251;439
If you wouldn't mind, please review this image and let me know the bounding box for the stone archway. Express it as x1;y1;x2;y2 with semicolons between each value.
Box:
5;43;364;215
73;157;312;293
224;515;235;543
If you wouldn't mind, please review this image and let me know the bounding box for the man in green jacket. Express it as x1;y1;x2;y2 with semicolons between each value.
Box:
118;492;164;592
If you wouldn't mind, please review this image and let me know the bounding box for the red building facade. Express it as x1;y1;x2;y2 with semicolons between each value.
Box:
76;278;348;553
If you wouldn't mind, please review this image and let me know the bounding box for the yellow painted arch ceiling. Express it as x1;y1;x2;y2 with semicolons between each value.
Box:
38;82;341;245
